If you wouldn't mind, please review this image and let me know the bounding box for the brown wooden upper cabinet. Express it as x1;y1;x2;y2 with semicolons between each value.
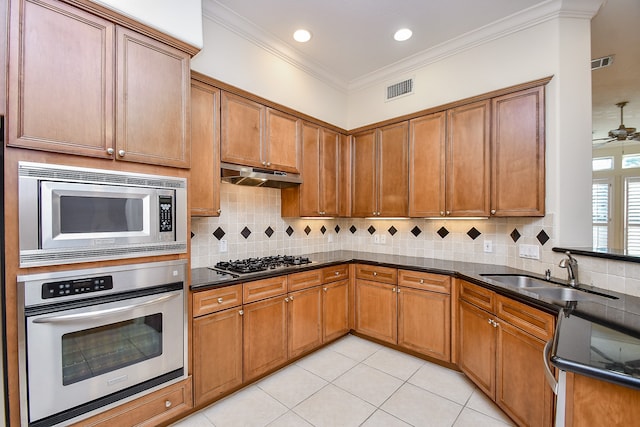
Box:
491;86;545;216
190;78;221;216
7;0;191;168
221;91;301;174
281;122;342;217
351;122;409;217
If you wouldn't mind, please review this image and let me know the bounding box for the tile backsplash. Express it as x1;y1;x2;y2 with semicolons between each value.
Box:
191;183;640;297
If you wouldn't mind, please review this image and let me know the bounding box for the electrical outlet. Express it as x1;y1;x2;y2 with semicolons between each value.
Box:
484;240;493;253
373;235;380;244
327;234;334;243
518;244;540;260
380;235;386;244
219;239;228;253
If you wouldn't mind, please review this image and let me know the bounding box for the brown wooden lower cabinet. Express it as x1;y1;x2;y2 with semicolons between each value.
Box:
322;279;349;342
458;280;555;427
288;286;323;358
565;372;640;426
243;295;288;381
355;279;397;344
398;286;451;361
72;377;192;427
192;307;243;406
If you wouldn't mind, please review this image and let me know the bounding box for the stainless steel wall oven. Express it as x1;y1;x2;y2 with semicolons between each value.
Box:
17;260;187;427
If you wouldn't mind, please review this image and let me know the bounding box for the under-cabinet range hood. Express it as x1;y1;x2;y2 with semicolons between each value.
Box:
220;162;302;188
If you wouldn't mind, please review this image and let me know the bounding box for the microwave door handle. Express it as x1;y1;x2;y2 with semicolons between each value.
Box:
32;292;180;324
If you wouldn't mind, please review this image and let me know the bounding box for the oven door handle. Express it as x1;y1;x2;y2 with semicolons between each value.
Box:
32;292;181;324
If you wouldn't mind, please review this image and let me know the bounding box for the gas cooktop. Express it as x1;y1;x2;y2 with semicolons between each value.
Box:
210;255;313;275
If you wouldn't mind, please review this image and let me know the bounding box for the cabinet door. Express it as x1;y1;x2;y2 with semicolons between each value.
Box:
491;86;545;216
221;91;264;168
398;287;451;362
355;280;397;344
338;134;352;217
288;287;323;358
190;80;220;216
351;130;377;217
298;122;321;216
496;320;553;427
377;121;409;217
323;279;349;342
265;108;301;173
8;0;114;157
243;296;288;381
458;300;496;398
409;112;446;217
193;308;243;405
446;100;490;216
116;27;190;168
320;128;340;216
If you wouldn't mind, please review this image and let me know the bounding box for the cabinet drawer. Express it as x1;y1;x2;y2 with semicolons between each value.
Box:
193;285;242;317
323;264;349;283
496;294;555;341
288;269;323;292
74;377;192;427
243;276;288;303
355;264;397;284
398;270;451;294
459;280;495;314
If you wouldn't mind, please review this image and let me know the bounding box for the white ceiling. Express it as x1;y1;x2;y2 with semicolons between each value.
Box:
203;0;637;139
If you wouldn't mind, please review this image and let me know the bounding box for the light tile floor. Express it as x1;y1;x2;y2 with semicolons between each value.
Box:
172;335;515;427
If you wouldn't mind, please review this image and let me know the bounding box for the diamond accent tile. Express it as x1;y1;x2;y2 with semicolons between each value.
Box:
213;227;226;240
191;231;195;239
510;228;521;242
467;227;481;240
350;225;357;234
265;226;274;238
286;226;294;236
304;225;312;235
368;225;376;235
411;226;422;237
335;225;341;234
537;229;550;245
240;226;251;239
320;225;327;234
437;227;449;238
388;226;397;236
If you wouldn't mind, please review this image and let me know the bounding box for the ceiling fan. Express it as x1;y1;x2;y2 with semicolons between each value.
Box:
593;101;640;145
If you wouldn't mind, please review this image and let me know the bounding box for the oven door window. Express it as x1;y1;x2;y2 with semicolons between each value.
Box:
62;313;162;385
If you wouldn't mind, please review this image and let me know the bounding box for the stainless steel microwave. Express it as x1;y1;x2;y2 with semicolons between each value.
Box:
18;162;187;267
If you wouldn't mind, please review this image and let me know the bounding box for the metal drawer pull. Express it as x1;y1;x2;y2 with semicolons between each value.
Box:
335;271;340;275
323;288;328;292
32;292;180;323
118;149;125;157
419;279;424;284
373;272;377;276
239;310;244;315
543;340;558;395
106;147;114;155
165;400;172;408
217;297;224;304
285;297;290;302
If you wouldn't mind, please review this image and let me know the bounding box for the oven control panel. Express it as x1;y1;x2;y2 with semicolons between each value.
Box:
159;195;173;233
42;276;114;299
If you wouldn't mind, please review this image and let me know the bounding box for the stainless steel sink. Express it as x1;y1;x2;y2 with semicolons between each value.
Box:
480;274;618;302
480;274;556;288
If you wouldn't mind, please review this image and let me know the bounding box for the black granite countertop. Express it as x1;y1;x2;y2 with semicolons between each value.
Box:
191;250;640;389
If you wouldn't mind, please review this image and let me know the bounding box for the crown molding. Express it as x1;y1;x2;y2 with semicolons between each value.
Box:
201;0;603;94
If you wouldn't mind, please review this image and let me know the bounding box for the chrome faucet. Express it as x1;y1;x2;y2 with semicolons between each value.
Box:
559;251;579;287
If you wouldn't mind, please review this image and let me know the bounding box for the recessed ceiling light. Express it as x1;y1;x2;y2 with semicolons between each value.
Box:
394;28;413;42
293;29;312;43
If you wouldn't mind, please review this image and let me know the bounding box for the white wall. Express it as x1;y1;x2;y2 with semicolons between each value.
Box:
191;15;349;128
91;0;203;48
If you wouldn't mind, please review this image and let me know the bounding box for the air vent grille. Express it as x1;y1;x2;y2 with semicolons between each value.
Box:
386;78;414;100
592;55;614;70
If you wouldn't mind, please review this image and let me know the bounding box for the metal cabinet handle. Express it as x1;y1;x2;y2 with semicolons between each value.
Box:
118;149;125;157
323;287;328;292
106;148;114;155
446;210;451;215
392;288;396;292
373;272;377;276
491;209;496;215
217;297;223;304
267;162;271;167
334;271;340;276
543;340;558;395
440;211;445;216
285;297;290;302
290;296;294;301
262;161;267;166
373;212;377;216
165;400;172;408
217;209;221;214
238;310;244;316
419;279;424;284
396;288;400;293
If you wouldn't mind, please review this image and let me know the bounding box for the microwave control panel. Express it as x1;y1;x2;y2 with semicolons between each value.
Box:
42;276;114;299
159;195;173;233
